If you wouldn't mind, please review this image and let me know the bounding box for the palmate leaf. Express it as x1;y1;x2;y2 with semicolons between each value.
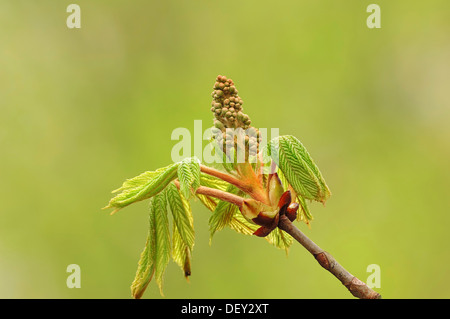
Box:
268;135;331;203
177;157;201;200
105;163;179;214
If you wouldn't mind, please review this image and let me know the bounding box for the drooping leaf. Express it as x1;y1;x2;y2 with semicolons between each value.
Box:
170;186;194;280
131;200;157;299
166;182;195;252
153;191;171;295
105;163;179;214
177;157;201;200
172;224;192;279
268;135;331;203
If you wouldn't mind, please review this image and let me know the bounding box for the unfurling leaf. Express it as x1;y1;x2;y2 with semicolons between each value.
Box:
166;183;195;250
105;163;179;214
268;135;331;203
153;191;171;295
166;182;195;278
177;157;201;200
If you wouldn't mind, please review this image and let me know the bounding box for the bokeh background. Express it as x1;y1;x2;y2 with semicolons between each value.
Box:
1;0;449;299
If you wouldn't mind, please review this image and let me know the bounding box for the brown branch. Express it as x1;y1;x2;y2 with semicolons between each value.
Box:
173;180;244;207
278;215;381;299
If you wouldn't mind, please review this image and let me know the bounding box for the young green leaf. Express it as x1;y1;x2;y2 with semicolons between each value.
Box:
229;209;259;236
266;228;293;254
268;135;331;203
105;163;179;214
200;172;230;192
170;182;194;279
177;157;201;200
195;193;219;212
153;191;171;295
172;224;192;279
131;200;157;299
166;182;195;251
208;184;242;242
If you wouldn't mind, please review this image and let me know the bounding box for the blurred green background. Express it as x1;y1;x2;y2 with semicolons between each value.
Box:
1;0;449;299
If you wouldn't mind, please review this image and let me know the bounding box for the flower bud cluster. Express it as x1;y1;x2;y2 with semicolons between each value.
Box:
210;75;262;158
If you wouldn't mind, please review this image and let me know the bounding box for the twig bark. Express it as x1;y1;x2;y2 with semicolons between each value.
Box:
181;178;381;299
278;215;381;299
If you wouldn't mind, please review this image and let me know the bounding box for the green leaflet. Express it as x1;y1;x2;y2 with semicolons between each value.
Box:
296;194;313;224
153;191;171;296
208;184;242;242
196;173;229;211
266;228;293;254
229;207;293;252
199;172;230;192
169;183;194;278
177;157;201;200
196;194;218;212
166;183;195;252
268;135;331;203
105;163;179;214
229;209;258;236
172;223;192;279
131;199;157;299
